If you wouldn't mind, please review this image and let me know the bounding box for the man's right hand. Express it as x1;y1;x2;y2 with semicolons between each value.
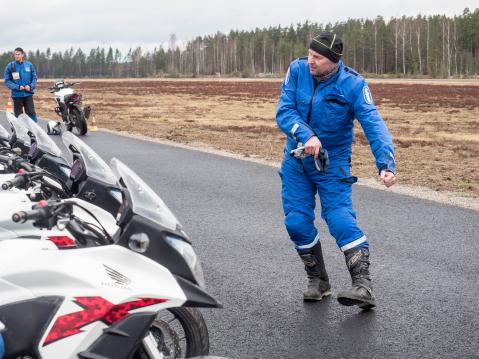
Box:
379;170;396;188
304;136;322;159
19;86;24;91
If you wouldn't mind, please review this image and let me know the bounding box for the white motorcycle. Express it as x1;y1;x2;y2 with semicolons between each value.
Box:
0;157;220;358
47;80;91;136
1;113;70;183
0;113;119;240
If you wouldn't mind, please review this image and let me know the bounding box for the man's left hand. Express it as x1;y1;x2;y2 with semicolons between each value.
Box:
24;85;31;91
380;170;396;188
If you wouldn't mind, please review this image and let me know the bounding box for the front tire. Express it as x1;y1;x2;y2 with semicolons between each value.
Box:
70;108;88;136
134;307;209;358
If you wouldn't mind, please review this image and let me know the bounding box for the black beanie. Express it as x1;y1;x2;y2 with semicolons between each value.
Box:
309;32;343;63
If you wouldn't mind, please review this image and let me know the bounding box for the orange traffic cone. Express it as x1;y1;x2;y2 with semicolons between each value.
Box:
6;99;13;112
90;116;98;131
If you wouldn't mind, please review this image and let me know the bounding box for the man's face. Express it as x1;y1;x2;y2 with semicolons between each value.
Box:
307;49;335;76
14;51;24;62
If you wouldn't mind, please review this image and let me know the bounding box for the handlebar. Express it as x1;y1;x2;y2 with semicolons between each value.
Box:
2;175;26;190
11;200;69;230
12;207;48;223
11;200;111;245
0;153;33;173
1;171;43;190
48;82;80;92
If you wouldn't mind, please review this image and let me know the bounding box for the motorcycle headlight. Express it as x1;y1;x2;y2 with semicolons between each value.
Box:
165;235;205;289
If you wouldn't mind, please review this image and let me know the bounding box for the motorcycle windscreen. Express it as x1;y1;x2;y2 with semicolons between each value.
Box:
110;158;180;232
0;123;9;141
0;227;18;240
5;112;30;146
17;114;63;157
61;131;117;186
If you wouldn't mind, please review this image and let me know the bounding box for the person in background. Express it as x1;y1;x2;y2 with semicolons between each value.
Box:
4;47;38;122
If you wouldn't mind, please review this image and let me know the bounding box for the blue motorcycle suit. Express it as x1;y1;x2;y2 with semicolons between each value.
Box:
276;58;395;252
4;60;37;98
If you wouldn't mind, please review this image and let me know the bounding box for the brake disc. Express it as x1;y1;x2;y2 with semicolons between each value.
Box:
150;319;182;358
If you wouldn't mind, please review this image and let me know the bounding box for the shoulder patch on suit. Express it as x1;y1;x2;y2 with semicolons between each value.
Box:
284;67;291;84
298;56;308;60
363;86;373;104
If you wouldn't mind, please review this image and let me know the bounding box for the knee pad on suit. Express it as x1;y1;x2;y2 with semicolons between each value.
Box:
284;210;316;245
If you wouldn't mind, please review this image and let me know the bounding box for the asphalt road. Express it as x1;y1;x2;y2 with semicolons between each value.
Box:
1;113;478;358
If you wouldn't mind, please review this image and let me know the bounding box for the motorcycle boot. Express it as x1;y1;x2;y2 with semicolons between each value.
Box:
297;242;331;301
337;247;376;309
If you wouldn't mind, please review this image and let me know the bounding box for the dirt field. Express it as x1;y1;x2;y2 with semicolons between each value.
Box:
1;78;478;197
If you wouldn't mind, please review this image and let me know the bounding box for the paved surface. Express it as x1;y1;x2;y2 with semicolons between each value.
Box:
1;113;478;358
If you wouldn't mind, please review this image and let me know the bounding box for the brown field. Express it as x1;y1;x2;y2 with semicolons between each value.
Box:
1;79;478;197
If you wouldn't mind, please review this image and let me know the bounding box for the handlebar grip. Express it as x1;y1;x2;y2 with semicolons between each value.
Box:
12;208;45;223
11;211;27;223
2;175;26;190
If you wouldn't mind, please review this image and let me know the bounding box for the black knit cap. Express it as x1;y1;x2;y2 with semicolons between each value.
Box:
309;32;343;63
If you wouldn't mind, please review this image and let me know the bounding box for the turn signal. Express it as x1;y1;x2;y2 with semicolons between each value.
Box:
48;235;76;248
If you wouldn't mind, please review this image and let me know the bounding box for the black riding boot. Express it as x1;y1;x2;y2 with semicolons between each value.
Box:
337;247;376;309
297;242;331;301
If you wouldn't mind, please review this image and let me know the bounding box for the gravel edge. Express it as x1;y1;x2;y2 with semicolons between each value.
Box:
99;128;479;212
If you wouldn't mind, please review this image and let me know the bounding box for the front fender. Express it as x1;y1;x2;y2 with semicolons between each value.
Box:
175;276;222;308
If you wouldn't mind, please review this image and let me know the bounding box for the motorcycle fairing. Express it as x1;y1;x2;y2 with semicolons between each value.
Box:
0;296;63;359
77;312;157;359
43;296;166;346
116;215;221;308
0;243;186;358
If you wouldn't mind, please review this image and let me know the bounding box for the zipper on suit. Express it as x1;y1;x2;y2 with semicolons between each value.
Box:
307;86;319;124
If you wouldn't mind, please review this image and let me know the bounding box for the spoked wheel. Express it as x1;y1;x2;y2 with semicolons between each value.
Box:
70;108;88;136
134;307;209;359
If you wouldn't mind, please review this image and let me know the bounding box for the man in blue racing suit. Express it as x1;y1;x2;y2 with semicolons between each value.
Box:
4;47;38;122
276;32;396;309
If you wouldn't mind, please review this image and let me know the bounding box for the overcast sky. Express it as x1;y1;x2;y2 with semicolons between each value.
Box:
0;0;475;54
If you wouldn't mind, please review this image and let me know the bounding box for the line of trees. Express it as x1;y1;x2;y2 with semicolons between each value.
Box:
1;8;478;78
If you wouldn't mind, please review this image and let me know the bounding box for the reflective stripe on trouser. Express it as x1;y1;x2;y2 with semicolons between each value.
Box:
296;233;320;251
279;154;367;250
